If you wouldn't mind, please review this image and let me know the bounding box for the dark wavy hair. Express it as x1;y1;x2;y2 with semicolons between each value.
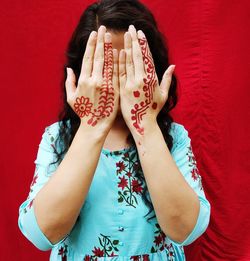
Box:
53;0;178;222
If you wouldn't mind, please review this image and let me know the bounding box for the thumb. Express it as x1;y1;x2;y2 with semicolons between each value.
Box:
65;67;77;98
159;65;175;98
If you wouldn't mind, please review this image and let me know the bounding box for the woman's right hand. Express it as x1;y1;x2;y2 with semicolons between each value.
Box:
65;25;119;132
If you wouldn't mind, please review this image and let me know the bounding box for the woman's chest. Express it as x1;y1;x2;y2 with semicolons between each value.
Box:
84;150;150;213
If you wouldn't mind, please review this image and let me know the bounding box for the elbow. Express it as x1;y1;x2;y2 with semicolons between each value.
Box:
162;216;198;244
18;202;61;251
162;197;201;244
163;197;211;246
18;214;53;251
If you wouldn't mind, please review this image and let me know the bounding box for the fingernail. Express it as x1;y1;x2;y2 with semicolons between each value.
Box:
105;32;112;43
124;31;130;39
91;31;97;37
129;24;134;30
99;25;106;31
169;65;175;74
66;67;69;74
138;30;145;39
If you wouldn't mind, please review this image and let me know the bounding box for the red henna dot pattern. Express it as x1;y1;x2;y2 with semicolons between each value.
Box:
130;36;157;136
133;91;140;98
152;102;157;110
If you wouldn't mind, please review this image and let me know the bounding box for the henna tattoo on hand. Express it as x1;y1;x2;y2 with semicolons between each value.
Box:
74;96;93;118
133;91;140;98
130;37;158;135
73;42;114;126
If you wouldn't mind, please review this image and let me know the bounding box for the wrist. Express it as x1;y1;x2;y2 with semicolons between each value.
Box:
77;123;109;143
131;120;161;144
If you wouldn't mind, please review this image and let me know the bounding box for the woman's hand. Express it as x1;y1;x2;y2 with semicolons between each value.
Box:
65;25;119;132
119;25;175;137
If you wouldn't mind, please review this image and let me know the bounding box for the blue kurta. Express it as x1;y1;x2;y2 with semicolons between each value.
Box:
18;121;210;260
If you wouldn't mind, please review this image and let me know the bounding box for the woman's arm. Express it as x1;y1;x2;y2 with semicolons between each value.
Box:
18;25;119;249
119;25;210;245
33;126;107;245
133;124;200;243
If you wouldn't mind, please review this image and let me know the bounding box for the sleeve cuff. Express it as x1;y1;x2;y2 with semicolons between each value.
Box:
19;204;68;251
168;196;211;247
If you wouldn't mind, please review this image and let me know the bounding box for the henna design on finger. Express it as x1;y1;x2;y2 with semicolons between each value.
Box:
130;37;158;135
73;42;115;127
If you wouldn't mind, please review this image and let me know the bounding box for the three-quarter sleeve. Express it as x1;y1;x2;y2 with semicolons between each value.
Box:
18;122;68;251
168;123;211;247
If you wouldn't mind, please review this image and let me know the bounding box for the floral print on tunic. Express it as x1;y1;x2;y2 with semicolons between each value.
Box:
150;223;175;260
187;145;203;190
83;234;119;260
115;151;145;208
58;243;68;261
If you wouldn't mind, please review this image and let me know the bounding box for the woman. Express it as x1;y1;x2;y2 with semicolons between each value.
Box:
18;0;210;260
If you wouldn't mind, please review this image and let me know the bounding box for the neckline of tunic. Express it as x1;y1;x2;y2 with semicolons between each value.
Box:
101;144;136;156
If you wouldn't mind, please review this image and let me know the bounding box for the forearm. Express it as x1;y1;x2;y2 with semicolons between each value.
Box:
133;123;200;243
33;125;107;244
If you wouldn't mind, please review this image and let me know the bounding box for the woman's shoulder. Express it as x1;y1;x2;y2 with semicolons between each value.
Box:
169;121;191;151
43;120;71;137
41;120;71;153
169;121;189;137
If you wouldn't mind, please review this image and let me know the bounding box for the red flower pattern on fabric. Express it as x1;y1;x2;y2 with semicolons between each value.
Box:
186;145;203;190
116;161;126;173
150;223;175;259
83;256;91;261
118;176;128;190
31;173;38;187
28;199;34;209
130;254;150;260
116;150;145;208
92;247;104;257
58;244;68;261
83;233;119;259
132;179;143;194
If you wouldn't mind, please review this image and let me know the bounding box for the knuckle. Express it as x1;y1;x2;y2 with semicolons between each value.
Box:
66;95;72;104
65;79;70;87
136;78;144;87
78;77;88;87
90;78;97;87
96;78;103;87
113;71;118;77
94;55;104;62
135;52;142;60
83;55;92;61
119;71;126;78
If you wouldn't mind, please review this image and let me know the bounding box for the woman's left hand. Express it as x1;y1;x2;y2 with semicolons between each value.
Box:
119;25;175;137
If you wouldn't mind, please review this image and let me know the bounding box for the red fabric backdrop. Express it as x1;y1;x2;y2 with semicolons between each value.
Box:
1;0;249;260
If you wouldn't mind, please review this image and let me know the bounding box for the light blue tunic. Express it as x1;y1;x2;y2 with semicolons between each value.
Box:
18;121;210;260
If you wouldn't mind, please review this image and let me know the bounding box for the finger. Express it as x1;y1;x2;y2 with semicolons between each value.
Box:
128;25;145;79
119;49;127;88
103;32;113;85
65;67;77;98
124;31;134;81
80;31;97;79
160;65;175;98
92;25;106;82
137;30;158;82
112;49;119;91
